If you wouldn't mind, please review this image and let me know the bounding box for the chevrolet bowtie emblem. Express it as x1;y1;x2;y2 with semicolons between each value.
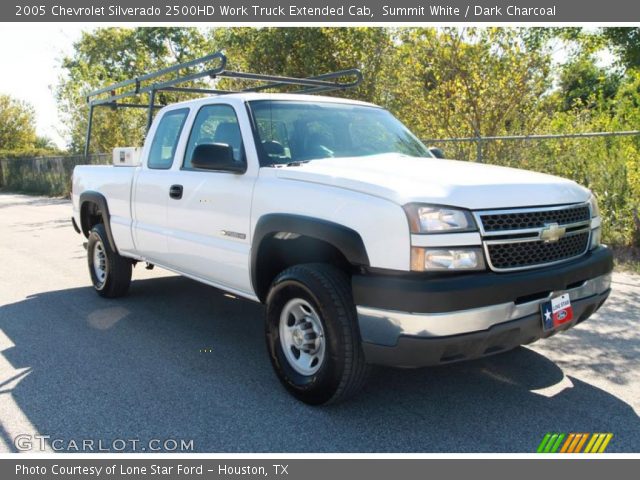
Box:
540;223;566;243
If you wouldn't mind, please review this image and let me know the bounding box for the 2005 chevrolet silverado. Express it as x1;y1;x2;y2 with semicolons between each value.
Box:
71;55;613;404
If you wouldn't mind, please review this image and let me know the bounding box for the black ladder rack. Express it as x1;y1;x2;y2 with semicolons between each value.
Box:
84;51;363;156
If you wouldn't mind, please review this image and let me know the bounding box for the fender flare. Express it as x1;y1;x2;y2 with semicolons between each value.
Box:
251;213;370;298
79;191;119;254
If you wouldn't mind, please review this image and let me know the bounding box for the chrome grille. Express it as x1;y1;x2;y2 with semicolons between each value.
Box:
475;203;592;272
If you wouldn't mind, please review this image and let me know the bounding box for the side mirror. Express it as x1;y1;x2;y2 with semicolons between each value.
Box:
191;143;245;173
429;147;445;159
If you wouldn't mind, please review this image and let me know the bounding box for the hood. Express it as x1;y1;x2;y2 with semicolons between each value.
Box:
274;154;590;209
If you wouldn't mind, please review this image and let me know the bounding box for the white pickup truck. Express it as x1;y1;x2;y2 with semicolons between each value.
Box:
72;91;613;405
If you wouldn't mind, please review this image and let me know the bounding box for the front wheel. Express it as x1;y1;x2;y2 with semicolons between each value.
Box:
87;224;132;298
265;264;369;405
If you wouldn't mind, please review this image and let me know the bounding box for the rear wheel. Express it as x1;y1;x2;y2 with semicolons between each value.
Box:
87;224;132;298
266;264;369;405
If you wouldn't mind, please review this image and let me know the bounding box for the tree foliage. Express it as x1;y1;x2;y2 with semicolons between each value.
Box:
210;27;393;103
601;28;640;70
387;28;552;156
557;55;621;111
56;27;212;153
0;94;37;151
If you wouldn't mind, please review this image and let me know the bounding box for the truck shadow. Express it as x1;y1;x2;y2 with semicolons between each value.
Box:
0;275;637;453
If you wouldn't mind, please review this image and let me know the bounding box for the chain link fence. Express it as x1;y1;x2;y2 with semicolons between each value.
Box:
424;130;640;164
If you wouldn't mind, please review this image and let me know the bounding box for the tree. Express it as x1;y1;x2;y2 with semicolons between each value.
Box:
386;28;552;162
56;27;212;153
0;94;37;150
601;28;640;70
210;27;394;104
34;136;57;150
557;55;621;111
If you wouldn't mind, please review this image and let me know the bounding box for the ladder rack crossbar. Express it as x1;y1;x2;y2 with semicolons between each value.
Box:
83;51;362;156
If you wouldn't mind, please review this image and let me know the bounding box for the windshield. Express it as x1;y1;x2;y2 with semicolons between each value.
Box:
248;100;432;166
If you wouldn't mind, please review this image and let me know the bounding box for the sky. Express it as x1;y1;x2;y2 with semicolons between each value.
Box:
0;25;83;148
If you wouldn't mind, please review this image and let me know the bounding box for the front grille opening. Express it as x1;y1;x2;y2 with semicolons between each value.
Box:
567;279;587;290
515;290;552;305
440;353;465;363
487;232;589;270
483;345;506;355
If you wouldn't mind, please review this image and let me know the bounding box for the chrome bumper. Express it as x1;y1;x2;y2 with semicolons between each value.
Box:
357;273;611;346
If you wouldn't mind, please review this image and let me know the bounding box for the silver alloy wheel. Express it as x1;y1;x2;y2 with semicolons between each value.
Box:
279;298;326;376
93;239;108;288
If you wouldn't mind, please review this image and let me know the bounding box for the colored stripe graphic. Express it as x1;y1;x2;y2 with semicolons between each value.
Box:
570;433;585;453
597;434;613;453
537;433;565;453
545;434;559;453
560;433;575;453
537;433;613;453
550;433;565;453
574;433;589;453
584;434;599;453
537;433;552;453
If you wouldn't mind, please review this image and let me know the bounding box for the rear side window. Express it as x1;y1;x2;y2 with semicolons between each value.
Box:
183;104;245;170
148;108;189;169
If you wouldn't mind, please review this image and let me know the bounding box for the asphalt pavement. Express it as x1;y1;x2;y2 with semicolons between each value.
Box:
0;193;638;452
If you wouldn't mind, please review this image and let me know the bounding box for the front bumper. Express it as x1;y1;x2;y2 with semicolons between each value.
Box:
353;246;613;368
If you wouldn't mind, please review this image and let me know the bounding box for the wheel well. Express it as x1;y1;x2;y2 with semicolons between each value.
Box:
80;201;103;238
254;234;353;302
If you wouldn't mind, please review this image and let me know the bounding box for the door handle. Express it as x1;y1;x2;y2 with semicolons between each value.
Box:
169;184;183;199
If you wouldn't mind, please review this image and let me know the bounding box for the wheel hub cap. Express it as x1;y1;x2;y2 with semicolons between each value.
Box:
292;328;304;347
279;298;326;376
92;240;107;286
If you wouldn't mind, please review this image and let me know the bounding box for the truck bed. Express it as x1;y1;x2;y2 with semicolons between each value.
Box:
72;165;138;254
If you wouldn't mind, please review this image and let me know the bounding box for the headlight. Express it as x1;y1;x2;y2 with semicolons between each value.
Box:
589;194;600;218
404;204;477;233
411;247;486;271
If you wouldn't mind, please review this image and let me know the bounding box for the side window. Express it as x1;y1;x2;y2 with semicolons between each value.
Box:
148;108;189;170
183;104;245;170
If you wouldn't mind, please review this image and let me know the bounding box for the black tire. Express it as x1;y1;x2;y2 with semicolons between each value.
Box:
87;224;132;298
265;263;369;405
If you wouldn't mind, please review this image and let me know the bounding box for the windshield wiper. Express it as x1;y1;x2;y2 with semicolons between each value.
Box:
268;160;311;167
285;160;311;167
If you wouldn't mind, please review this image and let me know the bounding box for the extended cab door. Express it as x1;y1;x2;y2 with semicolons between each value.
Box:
132;107;190;265
165;102;257;296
